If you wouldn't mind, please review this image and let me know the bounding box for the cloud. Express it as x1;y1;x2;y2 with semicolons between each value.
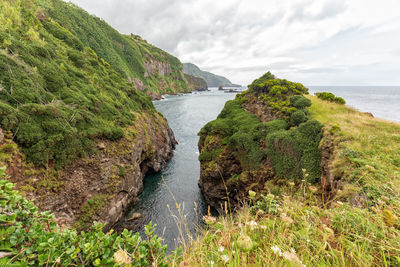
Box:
68;0;400;85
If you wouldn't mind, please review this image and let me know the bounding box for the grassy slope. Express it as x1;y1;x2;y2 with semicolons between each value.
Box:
309;95;400;203
46;0;189;95
177;95;400;266
0;0;188;169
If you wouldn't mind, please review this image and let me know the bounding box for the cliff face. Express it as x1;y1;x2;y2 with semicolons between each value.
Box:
2;112;176;229
0;0;178;229
185;74;208;91
183;62;232;87
47;0;190;98
198;73;324;212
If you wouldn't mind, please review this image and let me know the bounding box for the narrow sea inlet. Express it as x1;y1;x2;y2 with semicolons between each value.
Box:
122;88;236;249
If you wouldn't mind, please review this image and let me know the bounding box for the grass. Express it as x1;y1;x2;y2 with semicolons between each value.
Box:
308;95;400;206
176;95;400;266
176;186;400;266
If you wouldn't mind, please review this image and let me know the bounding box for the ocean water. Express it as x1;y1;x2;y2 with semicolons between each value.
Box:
122;88;235;251
120;85;400;252
308;86;400;122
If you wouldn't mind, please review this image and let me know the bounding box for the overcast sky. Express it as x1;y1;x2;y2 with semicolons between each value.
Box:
68;0;400;86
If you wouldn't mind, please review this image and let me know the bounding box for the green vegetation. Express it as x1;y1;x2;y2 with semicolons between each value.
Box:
0;167;170;266
0;0;187;169
46;0;189;95
308;95;400;206
199;74;322;181
186;79;400;266
178;188;400;266
183;62;232;87
315;92;346;104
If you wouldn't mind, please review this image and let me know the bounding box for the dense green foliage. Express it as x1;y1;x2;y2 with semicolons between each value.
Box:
0;0;168;168
183;63;232;87
46;0;189;95
199;73;323;181
248;71;275;88
0;167;169;266
315;92;346;104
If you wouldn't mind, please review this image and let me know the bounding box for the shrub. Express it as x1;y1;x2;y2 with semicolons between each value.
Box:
0;169;168;266
289;95;311;109
290;110;308;126
315;92;346;104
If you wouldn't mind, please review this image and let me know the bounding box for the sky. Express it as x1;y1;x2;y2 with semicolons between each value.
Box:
68;0;400;86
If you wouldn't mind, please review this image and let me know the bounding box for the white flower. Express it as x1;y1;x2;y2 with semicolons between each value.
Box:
208;260;215;266
221;255;229;263
218;246;225;252
248;220;258;226
290;247;296;254
271;245;282;256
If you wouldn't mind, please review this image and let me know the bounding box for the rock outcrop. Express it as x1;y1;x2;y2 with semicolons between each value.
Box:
198;74;325;212
3;112;176;230
185;74;208;91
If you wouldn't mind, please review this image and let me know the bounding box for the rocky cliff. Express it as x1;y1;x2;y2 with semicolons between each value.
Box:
183;62;232;87
1;112;176;229
185;74;208;91
198;72;325;212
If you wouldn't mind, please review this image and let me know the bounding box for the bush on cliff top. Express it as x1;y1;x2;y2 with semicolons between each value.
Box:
315;92;346;104
0;0;154;168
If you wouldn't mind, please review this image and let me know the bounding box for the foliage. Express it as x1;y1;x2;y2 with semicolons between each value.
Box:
199;73;323;180
176;186;400;266
248;71;275;88
309;95;400;206
266;119;323;182
0;168;169;266
0;0;159;168
315;92;346;104
47;0;189;94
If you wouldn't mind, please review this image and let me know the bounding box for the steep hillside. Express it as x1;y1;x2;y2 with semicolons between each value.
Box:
183;62;232;87
45;0;190;98
0;0;177;230
187;72;400;266
185;74;208;91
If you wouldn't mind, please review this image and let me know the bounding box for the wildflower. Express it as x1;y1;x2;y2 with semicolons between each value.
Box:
248;190;256;198
290;247;296;254
289;181;295;186
208;260;215;266
271;245;282;256
302;168;306;173
221;255;229;263
218;246;225;252
248;220;258;226
113;249;131;265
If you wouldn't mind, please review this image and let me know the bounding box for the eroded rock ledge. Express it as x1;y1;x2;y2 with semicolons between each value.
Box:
2;112;176;230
